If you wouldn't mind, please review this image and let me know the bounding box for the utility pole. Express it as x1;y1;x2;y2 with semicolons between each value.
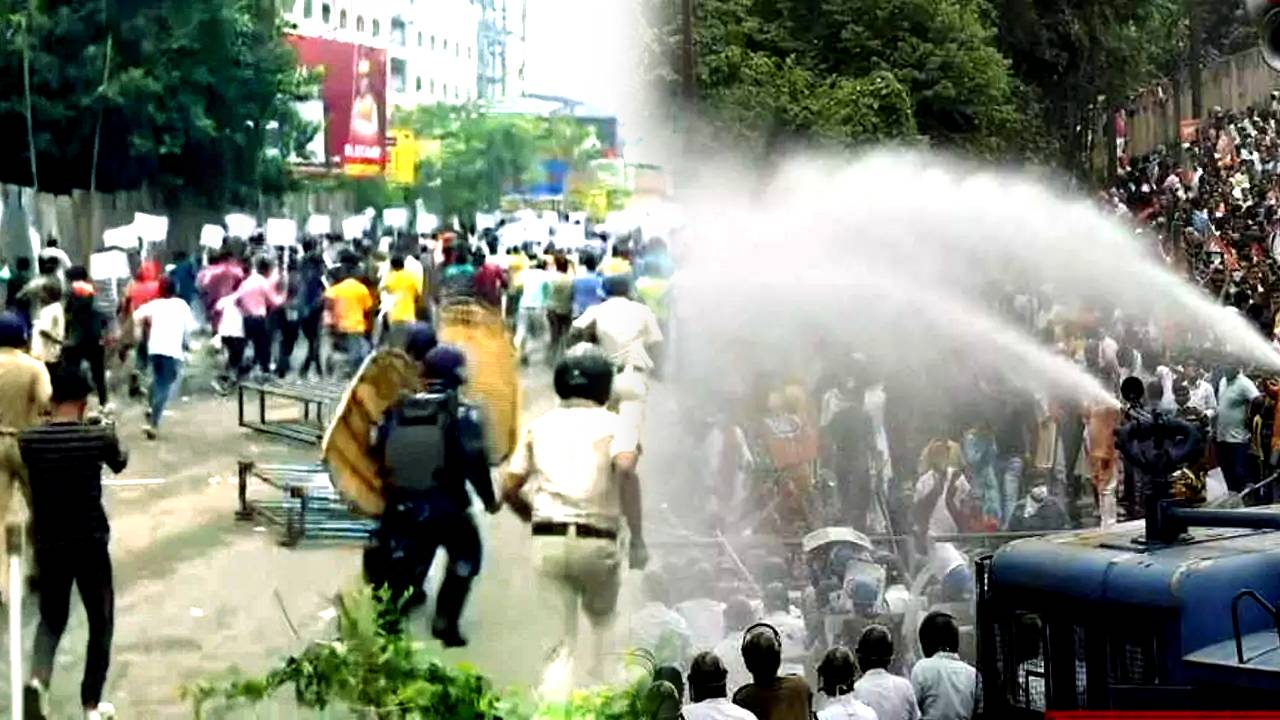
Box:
1188;0;1204;119
680;0;696;102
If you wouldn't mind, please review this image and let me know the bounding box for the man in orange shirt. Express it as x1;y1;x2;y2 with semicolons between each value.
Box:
324;268;375;375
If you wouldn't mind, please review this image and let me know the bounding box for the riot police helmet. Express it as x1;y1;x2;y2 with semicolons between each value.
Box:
554;345;613;406
424;344;467;389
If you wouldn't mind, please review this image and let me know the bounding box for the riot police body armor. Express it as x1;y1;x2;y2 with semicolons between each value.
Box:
365;346;497;647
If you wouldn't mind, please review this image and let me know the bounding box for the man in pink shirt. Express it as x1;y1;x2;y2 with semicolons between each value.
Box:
236;257;286;375
197;251;245;329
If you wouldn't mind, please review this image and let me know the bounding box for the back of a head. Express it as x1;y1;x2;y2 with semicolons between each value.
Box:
158;276;176;299
553;346;613;406
67;266;89;283
404;322;438;362
817;647;857;697
37;256;58;275
687;652;729;702
856;624;895;671
603;273;632;298
919;611;960;657
654;665;684;703
740;625;782;681
423;344;467;389
554;254;569;273
583;252;600;272
0;312;27;349
391;254;405;271
723;596;756;634
763;582;789;614
255;256;273;276
45;237;58;249
50;365;92;406
174;250;189;263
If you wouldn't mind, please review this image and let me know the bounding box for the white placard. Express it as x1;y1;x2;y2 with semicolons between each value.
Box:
378;235;393;253
265;218;298;247
556;221;587;248
382;207;409;229
133;212;169;243
199;224;226;249
476;212;497;232
225;213;257;239
305;214;332;236
102;225;139;250
415;212;438;235
89;249;132;281
342;215;368;241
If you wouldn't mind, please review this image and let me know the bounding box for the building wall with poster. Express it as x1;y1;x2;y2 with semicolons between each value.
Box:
287;35;388;177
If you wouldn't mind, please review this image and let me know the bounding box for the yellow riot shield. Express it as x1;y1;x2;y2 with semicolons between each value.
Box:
438;299;520;463
321;349;421;517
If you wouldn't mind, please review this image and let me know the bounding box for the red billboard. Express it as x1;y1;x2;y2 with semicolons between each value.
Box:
287;35;386;177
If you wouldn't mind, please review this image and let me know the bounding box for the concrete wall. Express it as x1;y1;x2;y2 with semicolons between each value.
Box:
1126;48;1280;157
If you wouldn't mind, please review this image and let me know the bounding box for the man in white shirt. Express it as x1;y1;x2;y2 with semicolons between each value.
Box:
1183;361;1217;416
627;570;693;669
132;278;197;440
816;647;879;720
682;651;759;720
571;275;663;438
713;597;757;696
502;346;648;681
913;443;971;538
762;583;809;677
911;612;977;720
854;625;919;720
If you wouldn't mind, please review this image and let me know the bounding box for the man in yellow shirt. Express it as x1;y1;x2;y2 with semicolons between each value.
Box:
379;254;423;349
599;246;633;278
324;269;375;375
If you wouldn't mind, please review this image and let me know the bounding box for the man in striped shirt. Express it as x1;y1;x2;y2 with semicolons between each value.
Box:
19;366;127;720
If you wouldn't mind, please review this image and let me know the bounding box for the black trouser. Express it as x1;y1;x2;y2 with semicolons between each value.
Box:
276;314;301;378
32;539;113;708
1217;441;1259;496
843;471;873;532
223;337;247;381
62;343;108;407
299;309;323;378
546;310;572;366
364;494;481;634
1059;409;1085;522
244;315;272;374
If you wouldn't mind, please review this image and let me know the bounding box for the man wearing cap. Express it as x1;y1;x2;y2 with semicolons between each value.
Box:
502;345;648;679
0;311;51;598
366;340;499;646
571;274;663;437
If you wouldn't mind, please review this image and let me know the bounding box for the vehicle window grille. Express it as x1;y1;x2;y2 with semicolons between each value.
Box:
1109;627;1160;685
1073;624;1088;707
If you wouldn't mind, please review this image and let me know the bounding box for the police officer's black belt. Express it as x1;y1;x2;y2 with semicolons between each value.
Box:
532;522;618;540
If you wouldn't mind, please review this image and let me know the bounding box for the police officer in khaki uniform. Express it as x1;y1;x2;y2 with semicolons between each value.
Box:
503;344;648;679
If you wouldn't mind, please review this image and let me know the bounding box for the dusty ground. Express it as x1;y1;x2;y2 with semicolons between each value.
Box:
0;359;670;718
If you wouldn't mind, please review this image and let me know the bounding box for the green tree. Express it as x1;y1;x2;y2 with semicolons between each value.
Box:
686;0;1018;153
397;103;542;225
991;0;1194;169
0;0;315;216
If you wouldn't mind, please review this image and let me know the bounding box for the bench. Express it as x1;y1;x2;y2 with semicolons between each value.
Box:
237;377;348;444
235;460;377;546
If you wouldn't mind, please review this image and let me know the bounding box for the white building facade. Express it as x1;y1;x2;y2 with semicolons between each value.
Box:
281;0;491;110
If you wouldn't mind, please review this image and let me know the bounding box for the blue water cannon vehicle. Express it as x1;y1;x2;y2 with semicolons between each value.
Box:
976;391;1280;715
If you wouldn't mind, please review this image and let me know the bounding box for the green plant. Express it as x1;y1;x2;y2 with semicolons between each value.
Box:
182;587;661;720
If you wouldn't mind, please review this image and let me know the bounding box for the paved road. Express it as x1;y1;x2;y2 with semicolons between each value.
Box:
0;360;681;717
